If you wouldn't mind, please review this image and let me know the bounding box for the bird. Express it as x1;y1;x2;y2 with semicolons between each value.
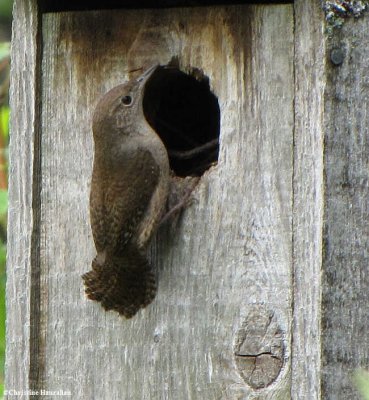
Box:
82;65;170;318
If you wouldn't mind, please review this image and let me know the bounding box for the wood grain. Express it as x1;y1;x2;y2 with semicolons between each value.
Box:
321;16;369;400
9;2;369;399
37;5;293;399
292;1;326;398
6;0;42;395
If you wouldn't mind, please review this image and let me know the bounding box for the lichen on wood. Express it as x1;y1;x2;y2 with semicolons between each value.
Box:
322;0;368;30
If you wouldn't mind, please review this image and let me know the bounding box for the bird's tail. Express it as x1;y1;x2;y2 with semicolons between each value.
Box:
82;248;156;318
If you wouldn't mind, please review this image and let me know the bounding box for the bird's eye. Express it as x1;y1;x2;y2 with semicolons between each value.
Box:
121;95;132;106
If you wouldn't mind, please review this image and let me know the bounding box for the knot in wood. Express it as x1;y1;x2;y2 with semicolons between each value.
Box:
234;305;285;389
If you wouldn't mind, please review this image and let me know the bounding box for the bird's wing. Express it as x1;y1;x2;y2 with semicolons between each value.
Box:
103;149;160;256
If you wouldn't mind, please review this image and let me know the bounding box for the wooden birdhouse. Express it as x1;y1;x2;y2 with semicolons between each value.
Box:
7;1;369;398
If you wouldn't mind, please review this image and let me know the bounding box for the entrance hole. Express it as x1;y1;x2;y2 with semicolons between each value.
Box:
143;64;220;177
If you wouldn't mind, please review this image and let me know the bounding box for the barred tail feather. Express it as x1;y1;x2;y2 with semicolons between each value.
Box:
82;249;156;318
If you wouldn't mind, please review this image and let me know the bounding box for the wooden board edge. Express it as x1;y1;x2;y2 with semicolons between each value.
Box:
292;0;326;398
6;0;44;395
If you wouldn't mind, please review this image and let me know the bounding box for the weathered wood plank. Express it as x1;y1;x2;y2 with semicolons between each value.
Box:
6;0;42;396
322;16;369;399
9;2;369;399
292;1;326;398
39;5;293;399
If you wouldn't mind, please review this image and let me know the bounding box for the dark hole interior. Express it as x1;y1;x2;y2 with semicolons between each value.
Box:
143;66;220;177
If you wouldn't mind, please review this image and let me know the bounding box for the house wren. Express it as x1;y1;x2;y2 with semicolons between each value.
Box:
82;65;170;318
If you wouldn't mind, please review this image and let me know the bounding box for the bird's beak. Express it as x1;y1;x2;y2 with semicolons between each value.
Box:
137;64;159;87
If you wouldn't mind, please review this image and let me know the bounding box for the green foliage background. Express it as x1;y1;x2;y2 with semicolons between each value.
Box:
0;2;12;398
0;41;9;398
0;83;8;400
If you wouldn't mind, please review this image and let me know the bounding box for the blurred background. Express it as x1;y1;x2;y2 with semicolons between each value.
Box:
0;0;12;397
